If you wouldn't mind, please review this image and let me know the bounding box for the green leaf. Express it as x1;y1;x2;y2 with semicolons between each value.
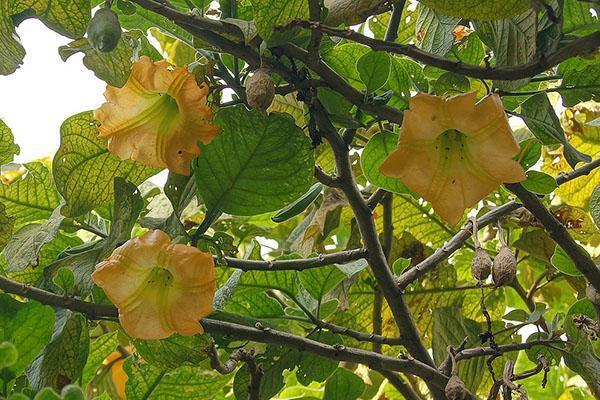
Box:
551;244;590;276
0;295;55;388
223;287;285;319
591;185;600;229
357;51;391;94
0;162;61;224
516;137;542;170
298;265;346;302
322;43;369;89
11;0;90;38
233;346;287;400
194;106;314;216
432;307;485;392
52;267;76;294
563;1;599;35
323;368;365;400
0;119;20;163
102;178;143;255
251;0;308;45
0;0;26;75
0;202;14;251
521;171;557;195
239;267;299;297
0;341;18;369
272;183;323;223
416;5;460;56
421;0;531;20
125;360;231;400
82;331;119;386
525;332;562;365
361;131;410;194
475;9;536;90
434;71;470;95
3;205;64;272
53;111;158;217
520;93;591;169
293;331;342;386
133;334;211;370
59;32;147;87
558;57;600;107
26;311;90;391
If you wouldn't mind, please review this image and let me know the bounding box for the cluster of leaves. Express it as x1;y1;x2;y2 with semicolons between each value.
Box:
0;0;599;399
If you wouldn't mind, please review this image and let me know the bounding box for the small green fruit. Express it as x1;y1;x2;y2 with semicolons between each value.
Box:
86;7;122;53
60;385;85;400
0;341;18;369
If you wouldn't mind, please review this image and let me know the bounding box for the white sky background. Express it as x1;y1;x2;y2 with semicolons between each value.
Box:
0;20;106;163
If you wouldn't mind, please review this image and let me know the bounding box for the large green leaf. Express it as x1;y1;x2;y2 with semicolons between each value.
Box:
0;295;55;389
323;368;365;400
11;0;90;38
0;202;14;251
124;360;231;400
102;178;143;255
558;57;600;107
563;1;599;35
357;51;391;94
0;162;61;224
416;5;460;56
53;111;158;217
361;131;410;194
223;287;286;319
292;331;342;386
3;205;64;272
251;0;308;45
194;106;314;216
0;119;19;163
0;0;25;75
592;185;600;228
475;9;536;90
26;310;90;390
82;331;119;386
133;334;211;370
322;43;369;89
298;265;346;303
520;93;591;168
421;0;531;20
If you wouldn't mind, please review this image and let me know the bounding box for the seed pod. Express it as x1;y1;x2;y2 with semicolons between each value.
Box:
445;374;469;400
492;245;516;287
87;7;122;53
245;67;275;113
471;247;492;281
586;285;600;306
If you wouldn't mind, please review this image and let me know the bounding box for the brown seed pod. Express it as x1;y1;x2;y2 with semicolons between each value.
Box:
445;374;469;400
471;247;492;281
586;285;600;306
245;67;275;113
492;245;517;287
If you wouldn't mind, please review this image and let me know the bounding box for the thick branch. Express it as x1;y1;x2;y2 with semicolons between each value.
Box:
222;248;367;271
283;21;600;81
312;103;446;399
506;183;600;291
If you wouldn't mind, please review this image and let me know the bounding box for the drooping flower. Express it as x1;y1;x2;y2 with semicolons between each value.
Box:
380;92;526;225
94;56;219;176
92;230;216;340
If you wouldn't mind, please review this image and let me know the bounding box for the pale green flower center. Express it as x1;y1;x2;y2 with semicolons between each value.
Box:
146;267;174;288
437;129;468;162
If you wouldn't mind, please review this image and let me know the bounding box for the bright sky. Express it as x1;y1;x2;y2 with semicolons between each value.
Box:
0;19;106;163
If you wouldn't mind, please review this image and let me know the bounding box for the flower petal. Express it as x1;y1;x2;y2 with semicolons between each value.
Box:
94;56;219;176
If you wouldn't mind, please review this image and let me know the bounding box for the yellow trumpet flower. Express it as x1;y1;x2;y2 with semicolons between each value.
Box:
380;92;526;225
92;230;216;340
94;56;219;176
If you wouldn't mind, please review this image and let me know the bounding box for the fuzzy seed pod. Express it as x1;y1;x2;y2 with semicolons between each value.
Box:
471;247;492;281
492;245;517;287
87;7;122;53
445;374;468;400
245;68;275;113
586;285;600;306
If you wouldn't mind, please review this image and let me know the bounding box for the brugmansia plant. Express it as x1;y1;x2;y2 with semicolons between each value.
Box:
1;0;600;399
